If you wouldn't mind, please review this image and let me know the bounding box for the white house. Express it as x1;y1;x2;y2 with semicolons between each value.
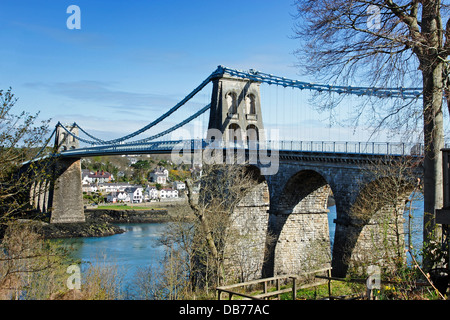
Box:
125;186;143;203
159;188;178;199
82;169;92;185
173;181;186;191
144;186;159;201
149;167;169;184
82;184;98;193
117;191;129;202
107;191;129;203
83;170;114;184
98;182;131;193
127;155;138;165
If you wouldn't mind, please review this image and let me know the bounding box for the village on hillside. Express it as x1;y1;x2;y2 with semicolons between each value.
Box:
81;154;201;204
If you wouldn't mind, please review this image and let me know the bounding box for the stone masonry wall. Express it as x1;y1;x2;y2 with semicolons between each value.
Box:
263;157;412;277
50;158;85;223
272;211;331;276
224;181;270;283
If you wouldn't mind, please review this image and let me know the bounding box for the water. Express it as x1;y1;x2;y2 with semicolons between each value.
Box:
60;223;167;297
328;197;425;256
328;205;336;248
59;199;424;297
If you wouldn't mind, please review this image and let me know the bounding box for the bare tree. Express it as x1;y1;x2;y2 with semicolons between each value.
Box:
0;88;51;220
184;163;269;288
348;156;421;274
0;221;69;299
293;0;449;263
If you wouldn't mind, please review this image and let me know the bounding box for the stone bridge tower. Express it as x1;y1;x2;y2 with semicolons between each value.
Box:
29;123;85;223
208;73;265;145
50;123;84;223
55;123;79;152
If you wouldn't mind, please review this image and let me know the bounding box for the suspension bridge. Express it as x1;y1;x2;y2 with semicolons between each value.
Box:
47;65;423;158
26;65;425;278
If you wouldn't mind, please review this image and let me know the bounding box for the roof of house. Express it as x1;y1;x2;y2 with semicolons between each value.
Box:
151;166;168;175
88;170;111;178
124;187;142;193
161;188;177;191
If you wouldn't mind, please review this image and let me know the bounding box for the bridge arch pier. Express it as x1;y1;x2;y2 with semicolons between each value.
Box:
49;158;85;223
30;179;50;213
263;169;332;277
26;156;85;224
331;176;414;277
262;159;415;278
223;165;271;282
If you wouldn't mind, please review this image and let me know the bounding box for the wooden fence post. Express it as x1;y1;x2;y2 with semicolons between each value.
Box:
276;279;280;300
327;269;332;298
292;277;297;300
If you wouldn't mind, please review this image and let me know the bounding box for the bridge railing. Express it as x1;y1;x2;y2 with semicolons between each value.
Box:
61;139;425;157
273;141;424;156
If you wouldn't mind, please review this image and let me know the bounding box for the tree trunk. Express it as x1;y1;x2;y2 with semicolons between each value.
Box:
184;179;223;285
185;179;219;260
420;1;445;270
421;61;445;262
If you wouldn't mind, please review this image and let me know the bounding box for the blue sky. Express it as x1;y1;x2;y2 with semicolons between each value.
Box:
0;1;418;143
1;1;313;140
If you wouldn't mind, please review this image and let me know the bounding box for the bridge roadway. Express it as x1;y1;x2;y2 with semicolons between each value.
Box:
27;65;429;279
58;139;422;159
31;138;424;277
44;62;425;277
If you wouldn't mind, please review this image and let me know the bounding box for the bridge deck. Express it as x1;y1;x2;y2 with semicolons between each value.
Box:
58;139;423;160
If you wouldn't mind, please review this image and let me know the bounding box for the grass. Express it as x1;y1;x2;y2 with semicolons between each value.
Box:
219;279;363;300
96;205;163;210
288;281;363;300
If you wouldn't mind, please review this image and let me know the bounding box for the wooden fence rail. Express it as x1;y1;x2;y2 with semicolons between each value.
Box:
216;267;332;300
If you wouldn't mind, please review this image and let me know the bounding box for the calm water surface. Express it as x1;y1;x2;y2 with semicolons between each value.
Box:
60;199;424;295
61;223;167;295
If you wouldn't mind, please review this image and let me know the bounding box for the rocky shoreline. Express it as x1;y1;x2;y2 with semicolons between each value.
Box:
0;202;195;240
84;208;171;224
38;220;125;239
16;208;181;239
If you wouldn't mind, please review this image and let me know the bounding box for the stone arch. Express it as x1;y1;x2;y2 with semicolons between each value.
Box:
266;169;333;276
245;93;256;115
227;123;242;143
277;170;331;214
225;91;238;114
224;165;271;282
246;124;259;146
332;175;415;276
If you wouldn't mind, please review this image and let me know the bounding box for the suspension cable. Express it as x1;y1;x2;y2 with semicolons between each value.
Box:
217;66;423;99
128;103;211;144
64;68;222;145
56;65;423;148
33;126;57;159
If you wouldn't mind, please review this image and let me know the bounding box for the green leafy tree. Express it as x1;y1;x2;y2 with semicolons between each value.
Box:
0;88;50;220
131;160;151;182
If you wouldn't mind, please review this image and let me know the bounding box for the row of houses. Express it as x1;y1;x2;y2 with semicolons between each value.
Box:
83;167;171;185
106;186;180;203
82;166;189;203
82;169;114;184
83;181;186;193
83;182;185;203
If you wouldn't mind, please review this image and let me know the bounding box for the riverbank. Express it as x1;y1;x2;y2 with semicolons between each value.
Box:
3;201;195;239
85;208;171;224
31;210;164;239
38;220;125;239
37;209;173;238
